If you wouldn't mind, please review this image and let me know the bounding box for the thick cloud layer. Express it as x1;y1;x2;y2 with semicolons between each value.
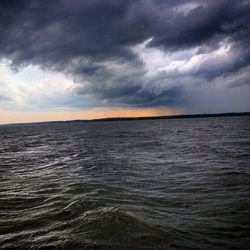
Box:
0;0;249;110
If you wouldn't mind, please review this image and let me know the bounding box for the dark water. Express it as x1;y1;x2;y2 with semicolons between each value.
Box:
0;117;250;250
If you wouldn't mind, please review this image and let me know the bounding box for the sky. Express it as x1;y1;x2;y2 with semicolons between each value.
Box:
0;0;249;124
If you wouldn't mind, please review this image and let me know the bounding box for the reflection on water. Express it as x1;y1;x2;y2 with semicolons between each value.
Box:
0;117;250;249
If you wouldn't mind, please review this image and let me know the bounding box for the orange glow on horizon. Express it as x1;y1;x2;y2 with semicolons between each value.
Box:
0;107;184;124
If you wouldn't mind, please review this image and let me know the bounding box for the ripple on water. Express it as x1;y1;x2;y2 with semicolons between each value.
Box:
0;117;249;249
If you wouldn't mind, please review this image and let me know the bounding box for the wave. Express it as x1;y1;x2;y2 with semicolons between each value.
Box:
0;206;174;250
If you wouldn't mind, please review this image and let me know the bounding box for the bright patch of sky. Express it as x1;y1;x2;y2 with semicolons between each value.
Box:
0;61;88;111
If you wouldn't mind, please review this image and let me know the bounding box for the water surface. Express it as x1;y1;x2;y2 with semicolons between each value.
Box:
0;117;249;249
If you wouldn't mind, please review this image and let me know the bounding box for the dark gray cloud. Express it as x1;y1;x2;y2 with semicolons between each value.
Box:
0;0;249;109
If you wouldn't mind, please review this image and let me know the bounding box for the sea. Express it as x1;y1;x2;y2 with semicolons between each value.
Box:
0;116;249;250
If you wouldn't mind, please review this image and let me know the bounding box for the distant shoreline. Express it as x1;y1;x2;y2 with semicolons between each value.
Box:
1;111;250;126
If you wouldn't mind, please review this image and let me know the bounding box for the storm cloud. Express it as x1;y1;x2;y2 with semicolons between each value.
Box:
0;0;249;110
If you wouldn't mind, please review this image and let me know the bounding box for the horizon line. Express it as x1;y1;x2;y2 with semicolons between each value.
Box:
1;111;250;126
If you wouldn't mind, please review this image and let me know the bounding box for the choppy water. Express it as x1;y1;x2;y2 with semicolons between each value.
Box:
0;117;250;250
